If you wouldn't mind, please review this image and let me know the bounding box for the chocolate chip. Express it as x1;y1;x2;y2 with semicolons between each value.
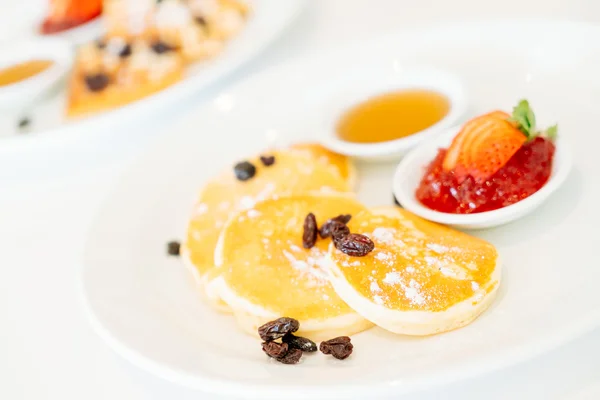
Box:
234;161;256;181
260;155;275;166
119;43;132;58
151;40;175;54
194;16;207;25
320;336;353;360
84;73;110;92
167;241;181;256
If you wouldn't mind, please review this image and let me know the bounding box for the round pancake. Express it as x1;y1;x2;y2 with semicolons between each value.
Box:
326;207;501;335
214;194;373;339
289;142;356;188
182;149;352;310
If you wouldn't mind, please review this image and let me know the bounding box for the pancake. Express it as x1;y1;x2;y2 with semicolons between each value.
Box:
289;142;357;189
213;194;373;340
182;149;353;311
325;207;501;335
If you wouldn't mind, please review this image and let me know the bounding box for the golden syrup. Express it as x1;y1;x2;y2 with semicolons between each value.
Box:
0;60;53;86
336;89;450;143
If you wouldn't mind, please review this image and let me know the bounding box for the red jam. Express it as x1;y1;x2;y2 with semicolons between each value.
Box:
416;137;556;214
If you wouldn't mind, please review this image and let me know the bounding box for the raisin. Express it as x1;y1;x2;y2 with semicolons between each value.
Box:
258;317;299;341
335;233;374;257
151;40;175;54
283;334;317;352
262;341;289;359
96;39;106;49
18;117;30;130
84;73;110;92
167;241;181;256
302;213;318;249
277;348;302;364
194;16;207;25
119;43;132;58
319;215;351;239
259;155;275;166
320;336;353;360
234;161;256;181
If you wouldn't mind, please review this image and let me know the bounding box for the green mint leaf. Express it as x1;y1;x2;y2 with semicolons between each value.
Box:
545;124;558;140
511;99;537;138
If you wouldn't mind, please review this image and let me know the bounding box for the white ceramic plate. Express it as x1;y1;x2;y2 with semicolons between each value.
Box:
0;0;305;151
82;20;600;399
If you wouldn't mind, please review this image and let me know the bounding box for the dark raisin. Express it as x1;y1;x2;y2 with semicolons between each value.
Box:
96;39;106;49
335;233;374;257
319;215;351;239
18;117;30;130
262;341;289;359
277;348;302;364
258;317;299;341
393;194;403;208
283;334;317;352
320;336;353;360
194;16;207;25
84;73;110;92
259;155;275;166
119;43;132;58
302;213;318;249
151;40;175;54
234;161;256;181
321;220;350;240
167;241;181;256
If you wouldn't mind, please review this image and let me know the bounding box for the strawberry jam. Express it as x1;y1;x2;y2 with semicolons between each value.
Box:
416;137;555;214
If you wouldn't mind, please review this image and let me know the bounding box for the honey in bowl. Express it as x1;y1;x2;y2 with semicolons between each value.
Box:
0;60;53;87
336;89;450;144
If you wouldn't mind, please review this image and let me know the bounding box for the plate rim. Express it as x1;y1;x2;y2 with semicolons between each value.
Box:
81;18;600;398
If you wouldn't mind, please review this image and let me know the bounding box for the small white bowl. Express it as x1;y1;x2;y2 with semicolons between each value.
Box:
320;66;468;161
393;126;572;229
0;37;73;111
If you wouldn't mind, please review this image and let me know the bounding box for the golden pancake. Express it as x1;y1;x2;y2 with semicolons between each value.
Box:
288;142;356;188
326;207;501;335
214;194;373;339
182;150;352;311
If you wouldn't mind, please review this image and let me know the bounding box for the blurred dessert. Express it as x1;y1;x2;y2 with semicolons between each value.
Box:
66;0;249;117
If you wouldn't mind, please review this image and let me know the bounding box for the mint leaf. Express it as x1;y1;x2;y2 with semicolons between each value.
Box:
546;124;558;140
511;99;537;138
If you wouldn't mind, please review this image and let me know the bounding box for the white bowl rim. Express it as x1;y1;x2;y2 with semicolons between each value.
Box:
393;125;573;227
320;65;468;158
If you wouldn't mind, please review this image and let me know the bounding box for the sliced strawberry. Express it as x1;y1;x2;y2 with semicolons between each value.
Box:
443;111;525;182
464;118;526;181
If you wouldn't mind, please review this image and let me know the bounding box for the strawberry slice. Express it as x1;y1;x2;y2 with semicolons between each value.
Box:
443;111;525;182
465;118;526;181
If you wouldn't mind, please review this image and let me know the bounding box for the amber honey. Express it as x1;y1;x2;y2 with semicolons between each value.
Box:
336;89;450;143
0;60;53;87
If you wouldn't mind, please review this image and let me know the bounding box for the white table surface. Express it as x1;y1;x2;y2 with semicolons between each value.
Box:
2;1;600;399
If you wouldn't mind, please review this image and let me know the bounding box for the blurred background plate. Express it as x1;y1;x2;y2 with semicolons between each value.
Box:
0;0;305;160
82;19;600;399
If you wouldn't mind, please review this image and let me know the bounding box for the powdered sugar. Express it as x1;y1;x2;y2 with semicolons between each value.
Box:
372;227;395;244
383;271;401;285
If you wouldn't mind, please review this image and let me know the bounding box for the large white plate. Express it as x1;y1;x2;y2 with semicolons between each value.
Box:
82;20;600;399
0;0;305;151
